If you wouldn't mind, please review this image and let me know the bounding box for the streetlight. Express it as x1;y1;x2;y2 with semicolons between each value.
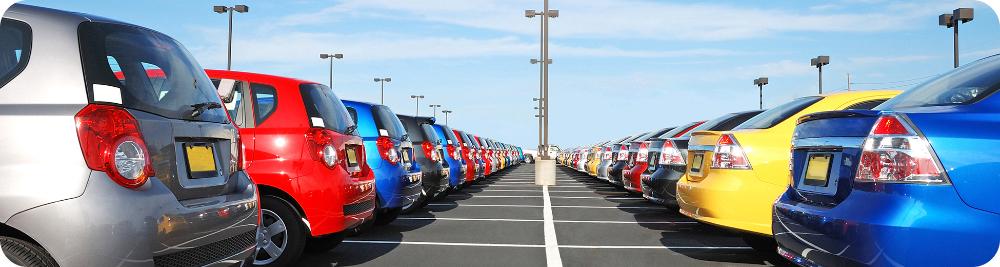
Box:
810;56;830;94
410;95;424;116
940;8;974;68
429;104;442;119
213;4;248;70
442;110;453;125
319;53;343;88
525;1;558;160
754;77;768;109
533;97;543;153
374;77;391;104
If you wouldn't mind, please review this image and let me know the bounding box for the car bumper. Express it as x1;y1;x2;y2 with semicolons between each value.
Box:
639;165;685;206
6;171;259;267
622;165;646;193
676;168;783;235
773;184;1000;267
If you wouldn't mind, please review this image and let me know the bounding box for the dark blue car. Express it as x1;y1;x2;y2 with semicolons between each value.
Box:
431;124;467;189
343;100;422;225
773;55;1000;266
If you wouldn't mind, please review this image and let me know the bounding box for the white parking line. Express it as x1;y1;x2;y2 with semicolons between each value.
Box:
542;185;564;267
398;217;542;222
558;245;752;250
397;217;695;224
478;189;542;192
447;195;542;198
548;196;645;200
344;240;544;248
426;203;668;210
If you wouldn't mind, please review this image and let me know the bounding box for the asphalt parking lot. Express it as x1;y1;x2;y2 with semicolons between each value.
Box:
298;165;785;266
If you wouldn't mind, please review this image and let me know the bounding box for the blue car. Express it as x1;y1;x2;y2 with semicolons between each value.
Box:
431;123;467;189
773;55;1000;266
343;100;422;225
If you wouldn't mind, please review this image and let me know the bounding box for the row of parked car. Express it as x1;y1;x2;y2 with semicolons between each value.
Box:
0;4;525;267
559;55;1000;266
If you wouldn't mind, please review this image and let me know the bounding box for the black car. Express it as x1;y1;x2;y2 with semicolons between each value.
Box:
609;128;673;186
640;110;764;207
397;115;450;212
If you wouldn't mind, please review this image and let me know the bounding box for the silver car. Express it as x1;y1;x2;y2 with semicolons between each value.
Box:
0;4;259;267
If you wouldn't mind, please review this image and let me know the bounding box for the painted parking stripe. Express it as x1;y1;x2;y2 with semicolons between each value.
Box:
397;217;695;224
542;185;564;267
549;196;645;200
344;240;544;248
557;245;752;250
426;203;668;210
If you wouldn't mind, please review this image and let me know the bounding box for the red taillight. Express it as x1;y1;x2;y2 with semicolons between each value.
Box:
376;136;399;165
616;145;629;161
236;136;247;171
856;115;946;184
636;142;650;162
75;104;155;189
447;144;457;159
712;134;750;169
422;141;440;161
658;140;685;165
306;128;339;169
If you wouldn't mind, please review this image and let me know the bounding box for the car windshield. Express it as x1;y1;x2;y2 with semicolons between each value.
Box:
299;83;356;134
735;96;822;130
79;22;228;123
374;105;407;140
879;55;1000;109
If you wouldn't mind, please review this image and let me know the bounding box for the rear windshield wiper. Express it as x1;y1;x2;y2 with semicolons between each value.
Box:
191;102;222;117
345;124;358;135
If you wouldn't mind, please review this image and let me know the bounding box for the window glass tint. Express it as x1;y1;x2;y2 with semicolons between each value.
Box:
441;126;459;144
0;19;30;88
657;122;701;139
880;56;1000;109
79;22;227;123
251;83;277;125
715;111;763;131
346;106;358;124
421;124;441;144
299;83;356;134
373;105;407;140
845;99;887;110
735;96;823;130
464;133;479;148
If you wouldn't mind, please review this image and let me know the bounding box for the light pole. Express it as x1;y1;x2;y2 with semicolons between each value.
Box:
810;56;830;94
410;95;424;116
940;8;974;68
533;98;543;153
213;4;248;70
374;77;391;104
429;104;442;119
525;1;558;160
442;110;452;125
754;77;768;109
319;53;343;88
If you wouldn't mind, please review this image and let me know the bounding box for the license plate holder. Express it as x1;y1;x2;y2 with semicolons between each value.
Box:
689;153;705;176
184;143;218;179
803;153;833;187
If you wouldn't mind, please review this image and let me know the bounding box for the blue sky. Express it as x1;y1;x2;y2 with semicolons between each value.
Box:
11;0;1000;149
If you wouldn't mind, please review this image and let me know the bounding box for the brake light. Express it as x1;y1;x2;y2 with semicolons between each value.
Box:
658;140;685;165
616;145;629;161
376;136;399;165
75;105;156;189
712;134;751;169
447;144;457;159
422;141;440;161
306;128;339;169
856;115;946;184
636;142;650;162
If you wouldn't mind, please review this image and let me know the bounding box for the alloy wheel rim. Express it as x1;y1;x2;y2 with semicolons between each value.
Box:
254;209;288;265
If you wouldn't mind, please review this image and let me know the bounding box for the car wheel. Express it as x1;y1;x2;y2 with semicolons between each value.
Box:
374;207;402;226
0;236;57;267
304;233;344;253
253;196;306;266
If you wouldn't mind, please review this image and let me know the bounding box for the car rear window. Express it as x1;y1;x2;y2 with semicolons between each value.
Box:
79;22;227;123
421;124;441;144
0;18;30;88
657;121;703;139
879;55;1000;109
373;105;406;140
251;83;277;125
299;83;356;134
735;96;823;130
682;110;764;138
439;125;459;145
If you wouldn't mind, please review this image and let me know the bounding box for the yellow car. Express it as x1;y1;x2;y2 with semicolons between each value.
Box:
676;90;900;238
586;145;602;176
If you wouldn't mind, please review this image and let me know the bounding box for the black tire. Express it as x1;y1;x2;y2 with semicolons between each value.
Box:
304;233;344;253
373;207;402;226
253;196;307;267
0;237;57;267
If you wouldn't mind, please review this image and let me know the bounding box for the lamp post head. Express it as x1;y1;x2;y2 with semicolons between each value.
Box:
410;95;424;99
321;53;344;59
442;110;452;114
530;59;539;64
954;8;974;23
233;5;249;13
375;77;391;82
548;10;559;18
525;10;537;18
754;77;768;86
333;53;343;59
940;13;955;27
430;104;441;108
213;5;227;13
811;56;830;67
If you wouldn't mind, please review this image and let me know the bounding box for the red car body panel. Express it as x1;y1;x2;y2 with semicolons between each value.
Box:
474;135;492;176
624;121;706;193
453;129;477;183
206;70;375;237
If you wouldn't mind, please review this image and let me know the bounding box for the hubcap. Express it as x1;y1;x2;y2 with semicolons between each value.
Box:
253;209;288;265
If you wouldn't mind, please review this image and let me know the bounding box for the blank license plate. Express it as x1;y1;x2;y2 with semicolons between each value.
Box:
185;143;218;179
804;154;832;187
689;153;705;174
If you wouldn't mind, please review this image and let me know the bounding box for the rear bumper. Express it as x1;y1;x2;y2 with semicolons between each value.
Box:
676;168;782;235
372;162;420;209
639;165;685;206
773;184;1000;267
6;171;259;267
622;164;647;193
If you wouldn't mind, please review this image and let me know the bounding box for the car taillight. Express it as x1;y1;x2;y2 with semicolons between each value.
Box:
236;136;247;171
636;142;650;162
306;128;339;169
712;134;751;169
75;104;155;189
447;144;457;159
422;141;440;161
856;115;947;184
616;145;628;161
377;136;400;165
658;140;685;165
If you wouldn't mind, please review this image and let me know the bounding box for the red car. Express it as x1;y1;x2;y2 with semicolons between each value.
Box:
207;70;376;266
474;135;493;176
623;121;704;193
453;129;478;184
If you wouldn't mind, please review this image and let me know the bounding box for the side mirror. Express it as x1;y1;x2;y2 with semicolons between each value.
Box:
217;79;237;103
